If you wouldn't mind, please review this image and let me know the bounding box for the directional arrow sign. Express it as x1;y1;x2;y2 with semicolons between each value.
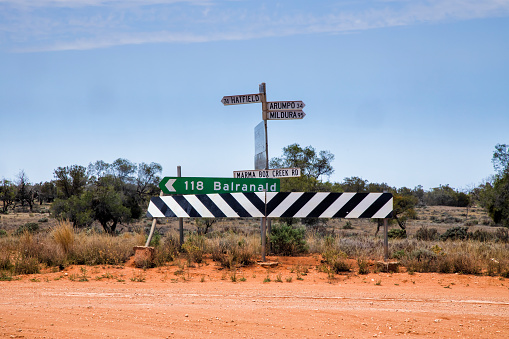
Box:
267;110;306;120
221;94;262;105
234;168;301;179
267;101;305;111
159;177;280;195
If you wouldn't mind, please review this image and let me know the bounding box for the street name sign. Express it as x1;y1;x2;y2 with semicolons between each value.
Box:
221;94;262;105
267;110;306;120
159;177;280;195
234;168;301;179
267;101;305;111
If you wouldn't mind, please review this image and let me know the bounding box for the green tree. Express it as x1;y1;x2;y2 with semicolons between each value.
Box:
479;144;509;226
0;179;17;213
492;143;509;175
340;176;369;192
54;165;88;198
270;143;334;180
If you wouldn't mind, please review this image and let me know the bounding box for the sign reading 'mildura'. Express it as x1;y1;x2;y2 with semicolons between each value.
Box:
159;177;280;195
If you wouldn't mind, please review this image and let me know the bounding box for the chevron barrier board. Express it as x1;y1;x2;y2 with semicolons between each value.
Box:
147;192;393;219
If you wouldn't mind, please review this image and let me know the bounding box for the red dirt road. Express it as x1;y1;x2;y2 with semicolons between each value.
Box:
1;258;509;338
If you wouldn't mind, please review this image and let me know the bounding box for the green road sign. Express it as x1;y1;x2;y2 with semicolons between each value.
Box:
159;177;280;195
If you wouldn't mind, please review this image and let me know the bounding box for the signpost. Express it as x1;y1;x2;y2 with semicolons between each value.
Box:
266;110;305;120
234;168;301;179
159;177;280;195
267;101;305;111
221;94;261;105
221;83;306;261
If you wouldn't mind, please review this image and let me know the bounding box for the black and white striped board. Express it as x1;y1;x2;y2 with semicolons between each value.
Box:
147;192;393;219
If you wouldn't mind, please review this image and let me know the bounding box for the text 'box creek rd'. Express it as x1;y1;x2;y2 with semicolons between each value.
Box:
159;177;280;195
234;168;301;179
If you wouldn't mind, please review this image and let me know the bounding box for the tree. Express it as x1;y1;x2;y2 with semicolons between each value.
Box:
54;165;88;199
15;170;36;211
0;179;16;213
270;144;334;180
135;162;162;201
492;144;509;175
479;144;509;226
340;176;369;193
51;158;162;234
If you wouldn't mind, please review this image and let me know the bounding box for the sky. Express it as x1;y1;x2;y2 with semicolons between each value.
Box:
1;0;508;191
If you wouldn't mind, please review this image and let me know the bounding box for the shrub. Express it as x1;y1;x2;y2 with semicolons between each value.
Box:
15;223;39;235
14;256;40;275
441;226;468;241
153;234;180;266
494;228;509;243
269;223;308;256
0;229;7;238
415;227;440;241
0;251;13;271
468;229;494;242
182;233;206;264
342;221;354;230
388;229;407;239
357;258;369;275
330;258;351;273
402;248;438;273
38;218;49;223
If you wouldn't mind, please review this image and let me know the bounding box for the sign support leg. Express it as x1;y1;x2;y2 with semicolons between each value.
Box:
383;218;389;261
145;189;162;247
177;165;184;248
261;217;266;262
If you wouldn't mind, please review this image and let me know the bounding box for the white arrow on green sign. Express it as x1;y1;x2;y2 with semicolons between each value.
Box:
159;177;280;195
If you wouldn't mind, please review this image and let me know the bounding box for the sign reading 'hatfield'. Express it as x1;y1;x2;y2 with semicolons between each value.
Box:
221;94;262;105
234;168;301;179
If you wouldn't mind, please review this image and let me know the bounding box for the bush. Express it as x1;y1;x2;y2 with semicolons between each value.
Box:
441;226;468;241
468;229;494;242
182;233;206;264
15;222;39;235
14;256;40;275
388;229;407;239
494;228;509;243
153;234;180;266
415;227;440;241
0;229;7;238
269;223;308;256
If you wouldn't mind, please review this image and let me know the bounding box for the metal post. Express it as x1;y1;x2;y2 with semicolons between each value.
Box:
260;82;271;253
383;218;389;262
177;166;184;247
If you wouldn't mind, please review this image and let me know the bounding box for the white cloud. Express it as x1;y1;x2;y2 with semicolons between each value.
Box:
3;0;509;52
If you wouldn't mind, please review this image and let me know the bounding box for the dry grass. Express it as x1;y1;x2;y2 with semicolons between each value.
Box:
1;205;508;277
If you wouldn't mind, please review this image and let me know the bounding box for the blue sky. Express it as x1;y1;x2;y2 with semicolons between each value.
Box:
1;0;508;191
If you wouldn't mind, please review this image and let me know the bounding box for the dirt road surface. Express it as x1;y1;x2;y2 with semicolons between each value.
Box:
1;257;509;338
